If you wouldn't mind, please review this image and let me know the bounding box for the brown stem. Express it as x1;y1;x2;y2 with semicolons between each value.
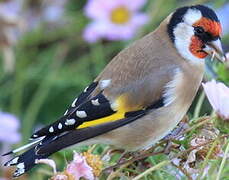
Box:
103;150;164;172
103;134;229;172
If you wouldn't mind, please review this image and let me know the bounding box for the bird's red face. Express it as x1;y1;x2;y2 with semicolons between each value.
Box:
190;17;222;58
168;5;225;63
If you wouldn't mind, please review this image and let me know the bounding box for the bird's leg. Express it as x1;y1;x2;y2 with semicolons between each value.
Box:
164;141;173;154
163;116;189;154
164;116;189;140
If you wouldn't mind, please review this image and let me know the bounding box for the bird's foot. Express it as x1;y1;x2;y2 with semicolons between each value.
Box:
164;116;189;140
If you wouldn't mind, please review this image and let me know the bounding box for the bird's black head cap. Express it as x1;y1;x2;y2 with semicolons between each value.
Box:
167;5;220;42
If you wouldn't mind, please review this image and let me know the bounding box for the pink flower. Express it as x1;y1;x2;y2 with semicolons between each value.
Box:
52;174;68;180
202;80;229;120
66;152;94;180
35;159;57;174
0;111;21;144
41;152;95;180
83;0;148;43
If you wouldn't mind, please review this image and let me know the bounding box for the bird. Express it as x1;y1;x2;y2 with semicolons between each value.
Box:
3;4;226;177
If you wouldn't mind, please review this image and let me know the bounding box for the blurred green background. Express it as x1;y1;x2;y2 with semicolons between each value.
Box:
0;0;228;179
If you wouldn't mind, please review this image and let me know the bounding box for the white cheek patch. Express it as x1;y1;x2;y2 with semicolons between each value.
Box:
172;8;206;64
174;22;194;40
183;8;202;25
173;22;204;63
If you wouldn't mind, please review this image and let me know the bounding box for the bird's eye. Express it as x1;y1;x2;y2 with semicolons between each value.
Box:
194;26;205;34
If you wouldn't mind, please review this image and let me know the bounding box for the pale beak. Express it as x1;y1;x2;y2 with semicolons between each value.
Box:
203;39;226;62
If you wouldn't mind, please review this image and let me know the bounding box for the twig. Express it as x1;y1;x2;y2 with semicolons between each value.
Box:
132;134;229;180
173;134;229;160
103;150;164;172
103;134;229;172
174;116;211;139
105;140;168;171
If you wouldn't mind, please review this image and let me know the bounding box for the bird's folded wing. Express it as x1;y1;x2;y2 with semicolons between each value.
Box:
31;64;177;139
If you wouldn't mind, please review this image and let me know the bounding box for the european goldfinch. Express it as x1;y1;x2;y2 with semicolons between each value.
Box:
4;4;226;177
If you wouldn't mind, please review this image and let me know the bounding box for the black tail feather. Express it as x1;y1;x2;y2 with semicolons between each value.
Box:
2;150;13;156
5;147;49;177
4;137;55;177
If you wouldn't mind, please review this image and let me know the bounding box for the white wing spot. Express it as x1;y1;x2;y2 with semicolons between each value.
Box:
99;79;111;89
76;111;87;118
15;163;25;176
10;157;19;165
65;119;76;125
111;102;118;111
49;126;54;133
64;109;68;115
91;99;100;106
58;123;62;129
84;86;89;92
17;162;25;169
71;98;78;107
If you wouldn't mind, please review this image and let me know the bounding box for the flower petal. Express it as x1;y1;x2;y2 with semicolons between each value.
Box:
203;80;229;120
66;152;94;180
101;13;148;41
84;0;115;20
202;81;219;110
129;13;149;27
35;159;57;174
83;21;108;43
123;0;147;11
0;112;21;144
52;174;68;180
218;93;229;119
